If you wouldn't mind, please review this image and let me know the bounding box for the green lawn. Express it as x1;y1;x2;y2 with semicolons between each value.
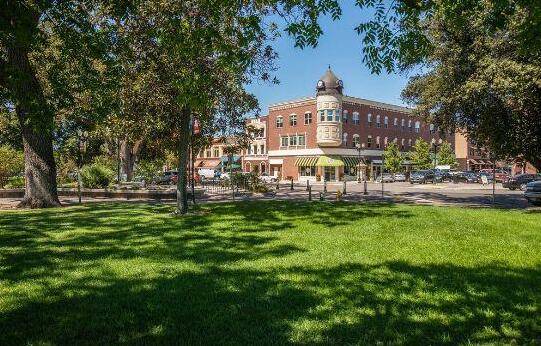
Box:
1;201;540;345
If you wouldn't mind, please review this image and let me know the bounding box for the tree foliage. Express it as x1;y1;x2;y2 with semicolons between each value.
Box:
410;138;432;169
437;141;458;168
383;142;403;173
0;145;24;188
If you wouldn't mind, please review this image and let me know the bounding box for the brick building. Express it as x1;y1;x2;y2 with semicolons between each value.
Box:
246;67;446;182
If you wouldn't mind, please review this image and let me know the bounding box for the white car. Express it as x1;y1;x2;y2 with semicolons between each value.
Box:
259;173;277;183
393;173;406;182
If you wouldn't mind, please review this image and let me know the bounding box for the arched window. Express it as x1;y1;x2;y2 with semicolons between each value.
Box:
343;132;348;144
342;110;348;123
290;114;297;126
408;120;412;132
276;116;283;128
376;136;381;149
353;112;360;125
408;138;412;147
401;118;405;129
376;115;381;128
393;137;398;143
367;113;372;127
384;116;389;128
415;121;421;133
367;135;372;148
394;118;398;127
352;134;360;148
401;138;405;150
384;137;388;146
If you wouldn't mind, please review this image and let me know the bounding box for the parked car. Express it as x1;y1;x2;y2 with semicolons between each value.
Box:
502;173;541;191
393;173;406;182
152;170;178;185
259;172;278;183
477;171;494;184
524;180;541;206
198;168;220;179
410;170;435;184
454;171;479;184
376;173;395;183
479;169;509;183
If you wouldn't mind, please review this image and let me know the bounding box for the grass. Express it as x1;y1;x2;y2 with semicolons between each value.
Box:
0;201;540;345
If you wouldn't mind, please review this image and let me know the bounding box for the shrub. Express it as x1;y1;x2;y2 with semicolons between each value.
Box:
5;176;25;189
0;145;24;188
81;163;114;188
135;160;163;184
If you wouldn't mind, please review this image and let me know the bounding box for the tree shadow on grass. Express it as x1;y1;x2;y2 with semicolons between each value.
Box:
0;262;539;345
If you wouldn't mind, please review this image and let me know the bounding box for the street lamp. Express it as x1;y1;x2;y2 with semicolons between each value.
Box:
432;142;440;169
381;144;386;198
76;129;88;204
356;143;368;195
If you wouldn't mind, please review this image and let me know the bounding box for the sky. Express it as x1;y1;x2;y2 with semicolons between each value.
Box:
246;1;416;115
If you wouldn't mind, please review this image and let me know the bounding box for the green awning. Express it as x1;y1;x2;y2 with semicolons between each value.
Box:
316;155;344;167
342;156;363;167
295;157;318;167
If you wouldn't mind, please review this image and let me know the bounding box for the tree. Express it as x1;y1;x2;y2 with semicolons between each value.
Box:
0;145;24;188
383;142;403;173
410;139;432;170
437;141;458;168
354;0;541;170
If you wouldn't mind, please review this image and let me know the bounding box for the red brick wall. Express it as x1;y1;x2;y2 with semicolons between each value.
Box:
267;102;318;151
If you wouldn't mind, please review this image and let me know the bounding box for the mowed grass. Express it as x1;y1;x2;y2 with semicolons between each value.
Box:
0;201;540;345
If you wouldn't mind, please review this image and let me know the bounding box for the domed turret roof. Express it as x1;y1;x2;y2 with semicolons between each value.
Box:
316;66;343;95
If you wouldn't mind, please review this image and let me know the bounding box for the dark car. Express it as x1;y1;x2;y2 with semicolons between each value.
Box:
478;171;494;184
410;170;435;184
524;180;541;206
502;174;541;191
454;171;479;184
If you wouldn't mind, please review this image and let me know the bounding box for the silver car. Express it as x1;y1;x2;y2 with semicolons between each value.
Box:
524;180;541;206
393;173;406;182
376;173;395;183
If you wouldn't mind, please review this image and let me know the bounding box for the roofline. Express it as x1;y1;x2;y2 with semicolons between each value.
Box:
267;95;413;114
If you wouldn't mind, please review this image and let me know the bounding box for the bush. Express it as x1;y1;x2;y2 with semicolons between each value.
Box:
81;163;114;188
135;160;163;184
0;145;24;188
5;176;25;189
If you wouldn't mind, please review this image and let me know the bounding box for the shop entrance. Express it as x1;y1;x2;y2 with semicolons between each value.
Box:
324;167;336;181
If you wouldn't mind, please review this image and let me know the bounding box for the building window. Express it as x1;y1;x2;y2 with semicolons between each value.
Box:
280;136;288;147
384;137;388;147
319;110;325;122
213;148;219;157
376;115;381;128
367;136;372;148
276;116;283;128
394;118;398;127
335;109;341;122
352;135;360;148
408;120;412;132
429;123;435;134
298;134;306;146
289;135;298;146
343;132;348;145
342;110;348;124
206;149;211;157
299;166;316;177
376;136;380;149
401;138;405;150
401;118;405;130
353;112;360;125
415;121;420;133
327;110;334;121
384;116;389;128
260;144;265;154
290;114;297;126
367;113;372;127
408;138;412;148
304;112;312;125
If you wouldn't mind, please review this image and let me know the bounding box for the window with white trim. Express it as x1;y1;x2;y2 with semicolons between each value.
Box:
353;112;360;125
335;109;341;122
280;136;288;147
367;136;372;148
290;114;297;126
401;138;405;150
394;118;398;127
415;121;421;133
367;113;372;127
408;138;412;147
298;134;306;146
384;137;388;147
401;118;405;130
319;110;325;122
276;116;283;128
376;136;381;149
408;120;412;132
376;115;381;128
343;132;348;145
299;166;316;176
352;134;360;148
384;116;389;128
342;110;348;124
429;123;435;134
304;112;312;125
326;110;334;121
213;148;220;157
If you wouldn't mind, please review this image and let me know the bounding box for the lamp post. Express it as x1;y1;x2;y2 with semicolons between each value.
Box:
356;143;362;183
381;144;385;198
356;143;368;195
432;143;440;169
76;129;88;204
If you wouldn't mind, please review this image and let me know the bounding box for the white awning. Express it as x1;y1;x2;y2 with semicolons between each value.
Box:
269;159;283;165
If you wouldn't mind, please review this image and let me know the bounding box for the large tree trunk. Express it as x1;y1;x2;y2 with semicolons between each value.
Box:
175;107;191;215
7;45;60;208
120;140;143;181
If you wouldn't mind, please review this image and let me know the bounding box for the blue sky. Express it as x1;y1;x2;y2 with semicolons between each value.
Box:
246;2;416;114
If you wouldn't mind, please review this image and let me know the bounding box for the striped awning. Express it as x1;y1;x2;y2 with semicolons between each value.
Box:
295;157;318;167
342;157;364;167
316;155;344;167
